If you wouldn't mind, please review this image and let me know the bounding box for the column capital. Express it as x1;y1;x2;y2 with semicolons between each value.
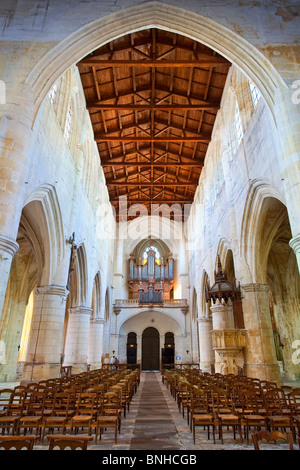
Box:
289;233;300;254
69;306;93;316
90;318;105;325
197;316;212;323
241;283;269;293
35;285;68;298
0;234;19;258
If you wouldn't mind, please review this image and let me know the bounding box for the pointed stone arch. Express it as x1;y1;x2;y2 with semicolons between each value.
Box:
23;184;65;285
26;1;286;125
240;179;286;283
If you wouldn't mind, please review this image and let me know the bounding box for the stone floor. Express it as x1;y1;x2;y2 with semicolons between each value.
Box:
1;371;298;452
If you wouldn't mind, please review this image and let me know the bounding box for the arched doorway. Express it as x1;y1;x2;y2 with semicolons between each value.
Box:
142;327;159;371
162;332;175;368
127;332;137;365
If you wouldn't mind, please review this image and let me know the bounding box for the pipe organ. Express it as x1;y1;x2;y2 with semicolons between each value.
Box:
128;247;174;303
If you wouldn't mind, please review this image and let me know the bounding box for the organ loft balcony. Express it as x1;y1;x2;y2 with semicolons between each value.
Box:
113;245;189;316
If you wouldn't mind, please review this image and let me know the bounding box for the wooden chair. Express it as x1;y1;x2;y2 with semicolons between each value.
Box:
211;389;242;444
238;389;268;443
0;391;26;436
46;434;93;450
287;389;300;446
41;392;75;442
0;435;39;450
95;392;121;443
16;391;46;437
263;389;295;437
0;389;13;417
190;390;216;444
69;393;96;435
251;430;294;450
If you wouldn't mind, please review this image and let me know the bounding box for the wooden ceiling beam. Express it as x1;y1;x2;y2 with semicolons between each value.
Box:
101;161;203;167
106;181;198;187
88;103;220;111
110;199;193;203
78;58;229;67
95;135;211;143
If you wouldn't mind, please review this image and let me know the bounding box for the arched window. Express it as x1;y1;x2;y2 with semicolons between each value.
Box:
143;245;160;261
234;101;243;149
48;82;58;105
249;81;261;108
64;105;72;142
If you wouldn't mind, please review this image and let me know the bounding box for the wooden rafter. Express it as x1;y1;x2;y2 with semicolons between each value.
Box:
77;28;230;218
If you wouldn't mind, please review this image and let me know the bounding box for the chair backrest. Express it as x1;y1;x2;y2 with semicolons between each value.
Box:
75;393;96;416
240;389;262;413
7;391;27;415
27;391;47;416
47;435;93;450
0;389;13;411
287;389;300;416
263;389;283;414
251;430;294;450
0;436;38;450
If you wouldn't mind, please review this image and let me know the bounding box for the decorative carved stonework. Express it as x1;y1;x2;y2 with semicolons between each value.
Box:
212;329;247;375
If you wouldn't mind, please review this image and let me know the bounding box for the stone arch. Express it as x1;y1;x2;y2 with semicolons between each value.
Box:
26;2;286;125
76;244;88;307
105;287;110;322
249;195;300;379
23;184;65;286
240;179;286;283
191;287;198;322
91;271;101;319
200;270;210;318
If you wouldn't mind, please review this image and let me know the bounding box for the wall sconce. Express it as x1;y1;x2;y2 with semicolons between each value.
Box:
186;350;189;355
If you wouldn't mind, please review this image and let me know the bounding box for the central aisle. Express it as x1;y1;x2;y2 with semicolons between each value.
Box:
130;372;182;450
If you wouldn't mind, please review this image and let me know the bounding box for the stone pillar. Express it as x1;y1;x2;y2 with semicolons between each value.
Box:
0;235;19;323
0;298;27;382
289;234;300;275
197;316;214;373
64;306;93;374
275;90;300;275
242;283;282;383
88;318;105;370
22;285;68;381
210;300;234;330
210;300;245;375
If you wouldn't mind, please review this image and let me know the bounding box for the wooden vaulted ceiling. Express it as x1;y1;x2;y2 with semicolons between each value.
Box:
77;29;231;221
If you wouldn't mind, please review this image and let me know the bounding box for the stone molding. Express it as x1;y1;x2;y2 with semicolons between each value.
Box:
289;233;300;255
197;316;212;323
241;283;269;293
90;318;105;325
35;285;68;298
69;306;93;316
0;234;19;258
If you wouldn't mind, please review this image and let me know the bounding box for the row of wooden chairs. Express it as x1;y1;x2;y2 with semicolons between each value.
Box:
0;367;140;445
163;369;300;448
0;434;93;450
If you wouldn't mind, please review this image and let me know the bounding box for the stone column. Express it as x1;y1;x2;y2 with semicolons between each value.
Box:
88;318;105;370
0;235;19;323
64;306;93;374
289;234;300;275
210;300;234;330
210;300;245;375
275;90;300;275
22;285;68;381
0;114;34;263
242;283;282;383
197;316;214;373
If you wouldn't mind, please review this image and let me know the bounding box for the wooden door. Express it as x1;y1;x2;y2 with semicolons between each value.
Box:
142;327;160;370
